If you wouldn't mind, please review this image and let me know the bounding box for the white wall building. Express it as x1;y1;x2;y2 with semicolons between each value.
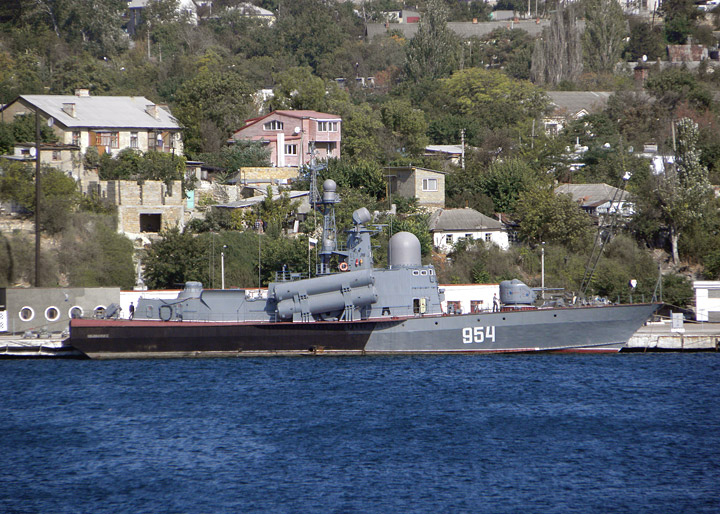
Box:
429;208;510;253
693;281;720;321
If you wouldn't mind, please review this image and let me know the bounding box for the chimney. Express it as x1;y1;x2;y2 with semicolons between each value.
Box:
146;104;159;119
62;102;76;117
74;88;90;97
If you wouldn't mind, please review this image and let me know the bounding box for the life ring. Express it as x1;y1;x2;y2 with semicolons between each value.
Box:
338;262;349;272
159;305;173;322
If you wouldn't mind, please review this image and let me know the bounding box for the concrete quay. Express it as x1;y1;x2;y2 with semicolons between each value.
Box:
625;321;720;352
0;334;81;358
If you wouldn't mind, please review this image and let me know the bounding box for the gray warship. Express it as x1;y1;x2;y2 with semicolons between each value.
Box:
68;180;659;359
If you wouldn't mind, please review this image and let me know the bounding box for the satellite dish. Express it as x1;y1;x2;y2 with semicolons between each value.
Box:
294;126;301;134
47;117;54;127
29;147;36;157
642;55;647;62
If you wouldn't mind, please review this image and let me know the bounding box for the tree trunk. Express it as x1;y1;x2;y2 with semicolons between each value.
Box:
670;224;680;264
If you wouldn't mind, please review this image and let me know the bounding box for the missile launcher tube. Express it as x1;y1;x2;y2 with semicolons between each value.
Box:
276;285;378;320
271;269;375;302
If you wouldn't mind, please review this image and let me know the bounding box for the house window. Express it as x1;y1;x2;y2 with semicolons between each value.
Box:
317;121;338;132
99;132;119;148
485;233;492;242
285;144;297;155
149;131;163;149
465;233;472;240
422;178;438;191
445;234;453;245
264;120;284;131
130;132;138;148
71;131;81;145
52;150;61;161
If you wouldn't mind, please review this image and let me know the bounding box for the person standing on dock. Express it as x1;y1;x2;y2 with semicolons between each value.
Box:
493;294;499;312
129;302;135;319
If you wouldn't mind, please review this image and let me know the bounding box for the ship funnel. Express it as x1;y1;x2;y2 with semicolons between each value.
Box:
388;232;421;268
352;207;372;225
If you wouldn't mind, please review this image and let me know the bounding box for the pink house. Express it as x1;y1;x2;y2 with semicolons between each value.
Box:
232;110;342;167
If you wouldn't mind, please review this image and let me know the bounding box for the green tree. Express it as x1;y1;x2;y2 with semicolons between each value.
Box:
174;66;255;155
58;213;135;288
142;227;206;289
582;0;628;73
0;162;79;233
514;187;594;251
379;99;429;156
656;117;712;263
626;18;666;61
480;158;546;213
644;67;713;112
320;158;386;200
18;0;128;57
269;66;336;111
404;0;460;82
660;0;701;44
277;0;362;73
439;68;548;131
333;103;384;161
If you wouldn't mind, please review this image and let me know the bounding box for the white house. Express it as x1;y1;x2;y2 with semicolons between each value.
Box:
429;208;509;252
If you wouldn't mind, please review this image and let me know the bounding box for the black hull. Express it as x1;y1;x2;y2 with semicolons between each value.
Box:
69;319;392;358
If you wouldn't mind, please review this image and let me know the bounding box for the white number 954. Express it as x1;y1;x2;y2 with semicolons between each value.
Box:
462;326;496;344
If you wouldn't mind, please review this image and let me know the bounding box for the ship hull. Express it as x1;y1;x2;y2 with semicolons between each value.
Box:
68;303;659;359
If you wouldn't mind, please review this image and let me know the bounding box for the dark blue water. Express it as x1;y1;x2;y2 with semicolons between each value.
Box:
1;354;718;514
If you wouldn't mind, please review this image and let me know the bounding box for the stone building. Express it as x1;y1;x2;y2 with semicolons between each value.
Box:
85;180;185;238
384;166;446;210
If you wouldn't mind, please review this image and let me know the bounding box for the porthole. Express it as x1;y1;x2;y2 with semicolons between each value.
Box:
45;306;60;322
412;270;420;276
69;306;83;319
94;305;106;318
19;306;34;322
420;270;428;276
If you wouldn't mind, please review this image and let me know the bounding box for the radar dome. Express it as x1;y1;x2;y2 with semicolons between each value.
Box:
323;179;337;202
388;232;421;268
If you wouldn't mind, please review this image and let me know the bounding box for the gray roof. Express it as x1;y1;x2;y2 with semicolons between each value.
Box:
11;95;181;130
554;183;632;206
546;92;612;115
426;145;463;154
429;208;504;231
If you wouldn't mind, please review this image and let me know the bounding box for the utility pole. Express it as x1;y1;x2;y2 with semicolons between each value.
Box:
34;108;41;287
